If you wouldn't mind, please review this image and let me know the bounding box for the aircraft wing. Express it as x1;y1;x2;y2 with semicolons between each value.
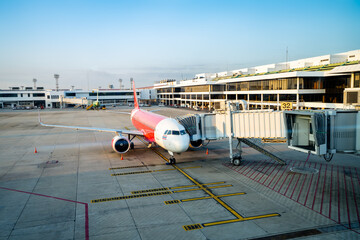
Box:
38;112;143;136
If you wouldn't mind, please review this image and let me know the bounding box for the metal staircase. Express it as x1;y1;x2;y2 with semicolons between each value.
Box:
239;138;286;165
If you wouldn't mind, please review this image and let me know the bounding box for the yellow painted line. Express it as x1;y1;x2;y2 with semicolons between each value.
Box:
169;181;226;190
172;184;232;193
91;191;172;203
216;192;246;198
181;196;213;202
132;181;226;195
173;165;244;220
242;213;281;221
136;133;281;226
181;192;246;202
141;140;244;219
203;213;280;227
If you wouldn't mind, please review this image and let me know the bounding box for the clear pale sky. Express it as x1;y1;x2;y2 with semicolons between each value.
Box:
0;0;359;90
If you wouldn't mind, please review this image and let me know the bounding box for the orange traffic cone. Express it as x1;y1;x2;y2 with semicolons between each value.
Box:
121;154;124;160
34;147;38;153
206;149;209;155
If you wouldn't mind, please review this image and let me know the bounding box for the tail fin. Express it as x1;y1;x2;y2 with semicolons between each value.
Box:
133;81;139;109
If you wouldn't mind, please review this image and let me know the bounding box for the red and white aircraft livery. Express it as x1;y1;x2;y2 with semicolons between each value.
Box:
39;82;193;164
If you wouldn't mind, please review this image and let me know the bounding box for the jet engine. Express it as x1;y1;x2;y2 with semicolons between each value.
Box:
111;136;130;153
189;139;203;148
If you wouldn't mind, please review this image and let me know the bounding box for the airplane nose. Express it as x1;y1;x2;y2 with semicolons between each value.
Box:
173;134;190;153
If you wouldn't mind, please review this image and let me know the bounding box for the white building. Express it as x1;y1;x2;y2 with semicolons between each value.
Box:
0;87;46;109
156;49;360;110
0;88;142;109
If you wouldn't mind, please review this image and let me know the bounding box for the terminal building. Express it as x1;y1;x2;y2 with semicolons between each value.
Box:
0;87;156;109
155;49;360;110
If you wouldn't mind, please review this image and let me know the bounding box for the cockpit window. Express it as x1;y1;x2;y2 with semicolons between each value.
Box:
172;130;180;135
164;130;168;135
180;130;186;135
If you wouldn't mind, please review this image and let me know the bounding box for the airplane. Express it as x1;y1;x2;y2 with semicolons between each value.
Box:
39;82;203;164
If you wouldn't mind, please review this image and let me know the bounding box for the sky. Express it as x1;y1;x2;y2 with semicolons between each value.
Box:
0;0;359;90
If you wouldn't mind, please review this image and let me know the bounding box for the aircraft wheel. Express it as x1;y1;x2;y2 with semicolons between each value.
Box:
233;158;241;166
130;142;134;149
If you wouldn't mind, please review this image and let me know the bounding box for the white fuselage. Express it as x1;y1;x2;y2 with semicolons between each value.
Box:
154;118;190;153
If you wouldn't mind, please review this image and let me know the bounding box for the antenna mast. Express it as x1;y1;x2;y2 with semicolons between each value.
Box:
54;74;59;91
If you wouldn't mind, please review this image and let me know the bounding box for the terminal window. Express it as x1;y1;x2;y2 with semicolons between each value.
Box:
0;93;17;97
355;72;360;88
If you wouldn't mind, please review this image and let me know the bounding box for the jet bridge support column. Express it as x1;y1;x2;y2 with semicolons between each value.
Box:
228;102;242;165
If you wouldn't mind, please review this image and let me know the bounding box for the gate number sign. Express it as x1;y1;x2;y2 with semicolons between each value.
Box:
281;102;293;110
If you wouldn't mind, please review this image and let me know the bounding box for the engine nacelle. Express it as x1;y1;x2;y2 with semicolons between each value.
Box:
111;136;130;154
189;139;203;148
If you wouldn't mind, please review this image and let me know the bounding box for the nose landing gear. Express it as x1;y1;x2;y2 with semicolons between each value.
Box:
169;156;176;164
167;151;176;165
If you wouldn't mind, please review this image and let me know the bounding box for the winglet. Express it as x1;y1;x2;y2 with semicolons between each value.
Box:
133;81;139;109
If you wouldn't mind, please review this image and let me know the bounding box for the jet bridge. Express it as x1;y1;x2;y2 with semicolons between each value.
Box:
176;104;360;165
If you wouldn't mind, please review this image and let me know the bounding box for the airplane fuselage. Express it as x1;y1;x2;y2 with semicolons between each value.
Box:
131;108;190;153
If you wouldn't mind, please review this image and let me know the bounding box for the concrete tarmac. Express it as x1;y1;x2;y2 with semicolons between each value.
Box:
0;107;359;240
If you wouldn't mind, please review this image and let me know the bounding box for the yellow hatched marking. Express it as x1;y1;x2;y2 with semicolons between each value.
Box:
109;165;146;170
164;200;180;205
111;170;152;176
183;224;203;231
91;191;172;203
131;187;169;194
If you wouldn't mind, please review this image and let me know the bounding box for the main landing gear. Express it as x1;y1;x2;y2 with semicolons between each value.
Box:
128;135;136;150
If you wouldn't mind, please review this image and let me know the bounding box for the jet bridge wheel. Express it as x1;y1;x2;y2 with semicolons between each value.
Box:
232;157;242;166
